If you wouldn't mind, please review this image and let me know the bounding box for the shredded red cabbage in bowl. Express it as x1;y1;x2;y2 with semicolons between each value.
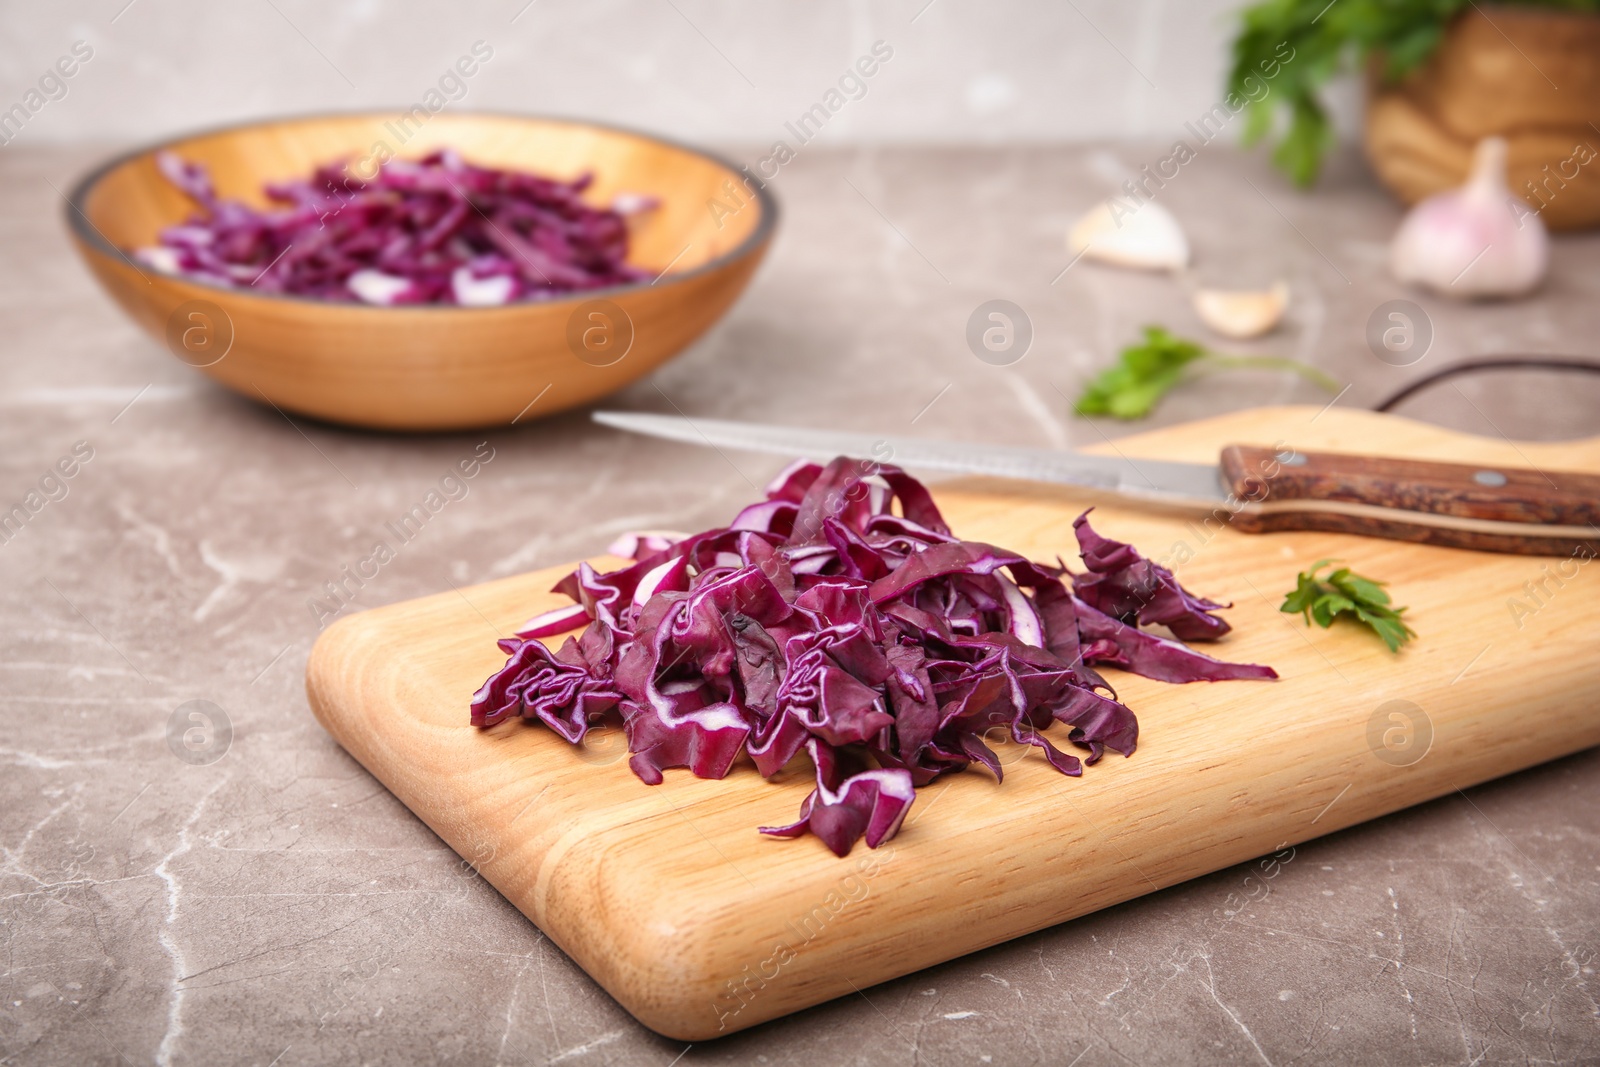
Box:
134;149;656;305
473;457;1277;856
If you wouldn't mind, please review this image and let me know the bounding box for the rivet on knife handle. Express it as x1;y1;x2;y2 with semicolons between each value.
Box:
1219;444;1600;556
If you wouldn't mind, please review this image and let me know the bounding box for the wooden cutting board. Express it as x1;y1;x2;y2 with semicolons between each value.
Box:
306;406;1600;1040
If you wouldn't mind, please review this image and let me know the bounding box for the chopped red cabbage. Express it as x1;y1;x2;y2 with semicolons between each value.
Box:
474;458;1275;856
136;148;654;304
1071;509;1234;642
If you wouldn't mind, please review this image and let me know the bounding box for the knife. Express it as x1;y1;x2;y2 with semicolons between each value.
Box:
592;411;1600;557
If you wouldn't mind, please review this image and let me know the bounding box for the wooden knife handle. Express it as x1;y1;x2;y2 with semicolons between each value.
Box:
1219;444;1600;556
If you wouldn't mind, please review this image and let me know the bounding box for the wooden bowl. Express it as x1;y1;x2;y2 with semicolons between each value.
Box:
67;112;776;430
1364;6;1600;231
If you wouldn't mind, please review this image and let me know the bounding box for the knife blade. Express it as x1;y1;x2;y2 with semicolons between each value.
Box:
591;410;1229;509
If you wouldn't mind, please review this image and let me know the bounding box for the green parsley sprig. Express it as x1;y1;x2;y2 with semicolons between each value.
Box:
1280;560;1416;652
1073;326;1339;421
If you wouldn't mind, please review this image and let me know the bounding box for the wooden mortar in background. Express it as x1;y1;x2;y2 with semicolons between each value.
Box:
1364;4;1600;231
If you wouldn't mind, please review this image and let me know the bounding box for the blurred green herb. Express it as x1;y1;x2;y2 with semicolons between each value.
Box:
1073;326;1339;420
1227;0;1600;186
1281;559;1416;652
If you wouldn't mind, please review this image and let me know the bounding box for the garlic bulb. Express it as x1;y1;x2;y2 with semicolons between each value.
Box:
1069;198;1189;272
1389;137;1548;299
1193;281;1289;339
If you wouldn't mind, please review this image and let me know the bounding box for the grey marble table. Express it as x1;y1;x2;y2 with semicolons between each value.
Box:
3;142;1598;1066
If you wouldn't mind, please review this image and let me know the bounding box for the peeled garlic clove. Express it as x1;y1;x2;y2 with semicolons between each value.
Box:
1069;198;1190;272
1389;137;1548;299
1192;281;1289;339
